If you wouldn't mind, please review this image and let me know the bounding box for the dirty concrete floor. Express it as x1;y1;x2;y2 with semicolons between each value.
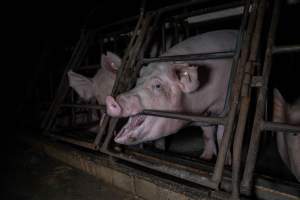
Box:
3;140;141;200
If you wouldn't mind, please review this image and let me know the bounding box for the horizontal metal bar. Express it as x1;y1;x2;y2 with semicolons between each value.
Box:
173;1;243;21
261;121;300;133
141;109;226;125
102;147;218;189
186;6;244;24
142;51;235;64
48;134;97;150
272;45;300;54
77;64;99;71
61;104;106;111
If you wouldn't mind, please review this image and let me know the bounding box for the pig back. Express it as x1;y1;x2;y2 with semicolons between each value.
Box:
164;30;238;115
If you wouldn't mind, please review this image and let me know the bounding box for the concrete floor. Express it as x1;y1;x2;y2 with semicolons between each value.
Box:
3;141;141;200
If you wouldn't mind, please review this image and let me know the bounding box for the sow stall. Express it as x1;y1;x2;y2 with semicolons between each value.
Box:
41;0;300;199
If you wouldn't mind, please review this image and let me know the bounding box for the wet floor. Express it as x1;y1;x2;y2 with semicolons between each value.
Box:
3;140;141;200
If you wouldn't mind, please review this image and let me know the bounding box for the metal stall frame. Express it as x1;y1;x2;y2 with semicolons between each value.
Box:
41;15;139;150
99;0;252;193
240;0;300;197
99;0;300;199
40;0;300;199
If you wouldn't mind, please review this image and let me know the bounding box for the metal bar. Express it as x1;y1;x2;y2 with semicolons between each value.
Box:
261;121;300;133
241;0;281;195
161;23;166;53
101;146;218;189
41;33;84;128
76;64;99;71
231;0;266;198
157;0;218;14
172;1;243;21
272;45;300;54
211;0;254;188
49;134;97;150
141;109;226;125
94;15;139;33
95;11;154;148
142;51;235;64
42;32;90;131
61;104;106;111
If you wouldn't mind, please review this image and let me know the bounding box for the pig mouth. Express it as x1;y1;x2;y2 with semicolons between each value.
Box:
114;115;147;142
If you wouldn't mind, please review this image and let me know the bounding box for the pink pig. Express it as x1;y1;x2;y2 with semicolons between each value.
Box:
106;30;237;160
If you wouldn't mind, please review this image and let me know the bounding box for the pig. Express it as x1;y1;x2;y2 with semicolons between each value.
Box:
67;52;121;131
106;30;238;160
68;51;121;105
273;88;300;182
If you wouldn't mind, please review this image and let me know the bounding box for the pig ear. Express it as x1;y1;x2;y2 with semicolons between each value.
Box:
273;88;287;122
101;51;121;73
175;64;199;93
67;70;95;101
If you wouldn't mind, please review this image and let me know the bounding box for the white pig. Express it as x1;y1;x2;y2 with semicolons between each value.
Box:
68;51;121;105
106;30;237;160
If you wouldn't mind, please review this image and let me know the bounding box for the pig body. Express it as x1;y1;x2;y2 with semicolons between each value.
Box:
106;30;238;160
273;89;300;182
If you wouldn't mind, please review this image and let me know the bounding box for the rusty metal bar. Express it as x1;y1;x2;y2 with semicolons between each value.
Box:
61;104;106;111
76;64;99;71
210;0;254;188
261;121;300;133
161;23;166;53
241;0;281;195
95;10;153;148
105;148;218;188
141;109;226;125
231;0;266;199
174;1;243;20
42;32;90;131
142;51;235;64
272;45;300;54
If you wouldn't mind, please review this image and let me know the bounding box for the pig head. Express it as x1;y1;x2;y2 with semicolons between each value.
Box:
273;89;300;182
68;51;121;105
106;30;237;152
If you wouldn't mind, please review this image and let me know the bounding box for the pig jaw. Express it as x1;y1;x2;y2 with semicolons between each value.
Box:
114;115;187;145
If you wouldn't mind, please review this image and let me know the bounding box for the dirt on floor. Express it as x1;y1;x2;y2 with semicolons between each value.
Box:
3;140;141;200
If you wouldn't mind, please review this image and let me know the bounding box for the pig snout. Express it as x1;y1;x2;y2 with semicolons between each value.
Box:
106;94;143;117
106;96;122;117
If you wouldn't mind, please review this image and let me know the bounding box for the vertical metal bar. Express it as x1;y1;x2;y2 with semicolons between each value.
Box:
241;0;281;195
71;89;75;127
211;0;254;187
231;0;266;199
94;10;150;148
161;23;166;53
41;32;84;128
174;21;179;45
42;32;90;131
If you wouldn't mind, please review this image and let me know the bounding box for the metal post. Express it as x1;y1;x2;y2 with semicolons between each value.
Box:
241;0;281;195
231;0;266;198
